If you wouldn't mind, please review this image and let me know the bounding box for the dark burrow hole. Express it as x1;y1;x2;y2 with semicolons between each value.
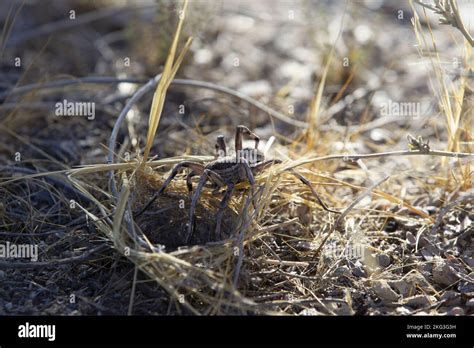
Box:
135;193;239;251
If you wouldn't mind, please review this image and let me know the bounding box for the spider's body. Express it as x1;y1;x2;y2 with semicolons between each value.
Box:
135;125;338;243
205;157;250;184
206;148;265;184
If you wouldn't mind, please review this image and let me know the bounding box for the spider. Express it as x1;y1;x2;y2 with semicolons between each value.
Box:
135;125;339;243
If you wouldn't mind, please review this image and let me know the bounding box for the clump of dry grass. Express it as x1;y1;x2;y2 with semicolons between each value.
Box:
412;0;473;188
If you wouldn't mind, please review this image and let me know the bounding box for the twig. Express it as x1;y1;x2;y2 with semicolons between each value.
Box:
128;265;139;315
0;75;409;134
448;0;474;47
414;0;473;47
5;4;158;47
172;79;307;128
277;269;321;281
0;76;146;99
285;149;473;172
1;76;306;128
260;259;311;267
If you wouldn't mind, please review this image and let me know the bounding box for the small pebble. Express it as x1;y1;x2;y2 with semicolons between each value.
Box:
417;236;430;248
370;128;391;143
374;280;399;303
352;260;367;278
334;265;350;277
440;290;461;306
395;306;413;315
417;262;433;276
299;308;323;315
389;279;414;298
352;265;367;278
466;298;474;308
432;260;459;287
377;254;391;268
421;248;434;261
458;279;474;293
0;270;5;280
406;231;416;247
448;307;464;316
463;258;474;269
403;295;432;308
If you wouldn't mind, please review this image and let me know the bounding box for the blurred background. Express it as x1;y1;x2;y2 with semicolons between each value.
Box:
1;0;472;164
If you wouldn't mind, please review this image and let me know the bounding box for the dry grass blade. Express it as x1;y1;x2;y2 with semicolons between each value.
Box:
141;0;192;165
305;3;347;148
411;0;473;189
0;2;24;55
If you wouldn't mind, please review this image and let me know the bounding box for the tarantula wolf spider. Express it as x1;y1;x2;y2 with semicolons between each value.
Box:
135;125;338;243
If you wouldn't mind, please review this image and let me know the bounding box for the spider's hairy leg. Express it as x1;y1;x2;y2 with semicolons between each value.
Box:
241;158;258;212
236;125;260;152
186;170;198;194
215;135;227;157
252;159;340;214
215;183;235;239
288;169;340;214
134;161;204;217
186;169;225;243
252;159;281;172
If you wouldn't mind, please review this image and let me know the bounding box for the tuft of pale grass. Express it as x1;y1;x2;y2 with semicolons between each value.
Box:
141;0;192;166
304;2;347;150
411;0;473;190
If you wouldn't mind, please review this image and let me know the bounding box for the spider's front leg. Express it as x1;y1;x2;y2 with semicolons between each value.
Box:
215;183;235;239
239;158;259;213
134;161;205;217
289;169;340;214
186;170;198;194
215;135;227;157
235;125;260;152
186;169;225;243
252;159;340;214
